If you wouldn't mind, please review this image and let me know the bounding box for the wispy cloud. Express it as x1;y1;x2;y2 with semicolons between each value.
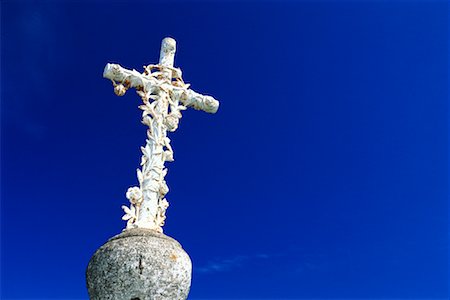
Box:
195;253;271;274
195;247;333;275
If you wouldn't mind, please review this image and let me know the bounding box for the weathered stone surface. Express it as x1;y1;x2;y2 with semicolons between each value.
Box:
86;228;191;300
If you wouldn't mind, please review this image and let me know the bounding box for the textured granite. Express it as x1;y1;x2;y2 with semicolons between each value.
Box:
86;228;192;300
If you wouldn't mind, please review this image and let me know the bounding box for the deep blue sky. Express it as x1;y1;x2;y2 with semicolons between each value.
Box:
1;1;448;299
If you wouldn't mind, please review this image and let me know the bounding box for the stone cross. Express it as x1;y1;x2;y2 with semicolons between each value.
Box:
103;37;219;232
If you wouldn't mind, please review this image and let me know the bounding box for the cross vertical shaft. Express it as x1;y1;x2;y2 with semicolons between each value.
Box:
136;38;176;230
159;37;176;67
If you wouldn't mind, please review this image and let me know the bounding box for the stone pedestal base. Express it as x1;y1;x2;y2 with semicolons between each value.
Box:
86;228;192;300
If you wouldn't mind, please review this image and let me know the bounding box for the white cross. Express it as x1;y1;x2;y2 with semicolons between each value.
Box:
103;37;219;232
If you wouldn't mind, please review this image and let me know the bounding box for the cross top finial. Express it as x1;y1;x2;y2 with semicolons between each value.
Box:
103;37;219;232
159;37;176;67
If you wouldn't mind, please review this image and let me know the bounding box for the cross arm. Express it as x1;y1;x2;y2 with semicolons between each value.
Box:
104;63;219;114
103;63;157;93
172;87;219;114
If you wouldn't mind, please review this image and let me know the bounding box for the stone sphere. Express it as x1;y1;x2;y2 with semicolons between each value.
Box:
86;228;192;300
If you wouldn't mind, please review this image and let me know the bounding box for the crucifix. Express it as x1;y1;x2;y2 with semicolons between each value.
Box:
103;37;219;232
